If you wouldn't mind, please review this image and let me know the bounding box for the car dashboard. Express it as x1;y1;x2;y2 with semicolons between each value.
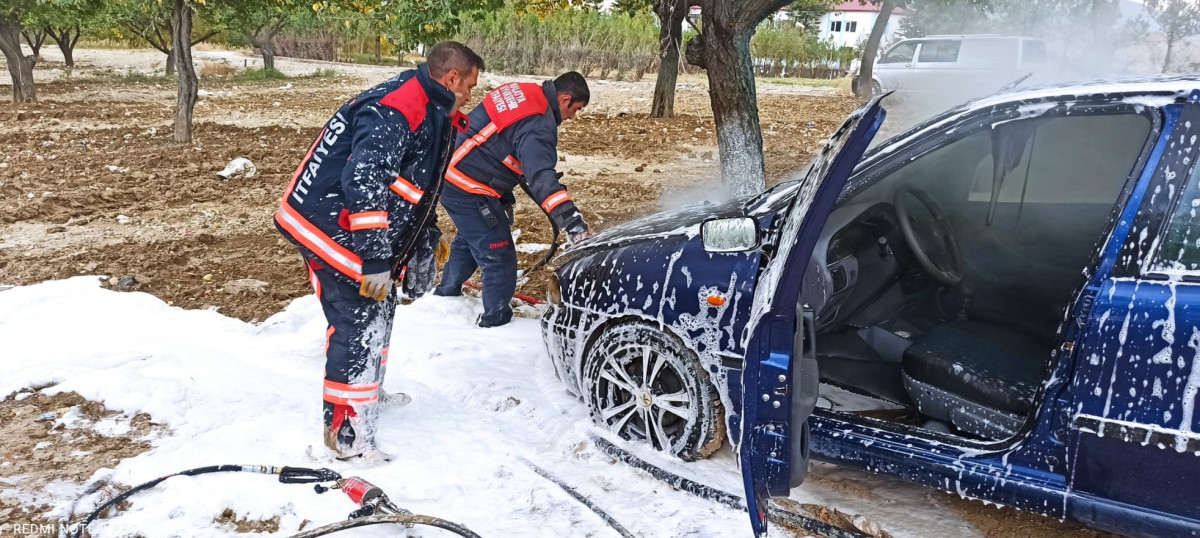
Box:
803;201;906;331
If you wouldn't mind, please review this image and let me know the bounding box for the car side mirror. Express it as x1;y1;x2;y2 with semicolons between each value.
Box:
702;217;759;253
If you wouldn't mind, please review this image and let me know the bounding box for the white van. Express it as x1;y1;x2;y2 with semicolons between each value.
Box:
855;35;1049;100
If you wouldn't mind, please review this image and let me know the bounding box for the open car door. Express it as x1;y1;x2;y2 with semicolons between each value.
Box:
739;97;887;536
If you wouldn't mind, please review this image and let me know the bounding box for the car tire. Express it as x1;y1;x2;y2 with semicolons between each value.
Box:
583;322;724;461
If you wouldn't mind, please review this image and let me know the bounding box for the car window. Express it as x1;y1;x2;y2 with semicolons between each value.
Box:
959;38;1019;68
880;42;918;64
967;113;1150;204
918;40;961;63
1150;163;1200;272
1022;40;1048;64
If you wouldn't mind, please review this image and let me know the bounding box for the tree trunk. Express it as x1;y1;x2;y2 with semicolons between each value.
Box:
56;30;77;67
651;0;688;118
375;34;382;64
262;46;276;71
1163;37;1176;73
166;49;176;76
701;7;768;197
22;30;46;58
250;35;276;71
58;40;74;67
856;0;900;98
0;17;37;103
172;0;198;143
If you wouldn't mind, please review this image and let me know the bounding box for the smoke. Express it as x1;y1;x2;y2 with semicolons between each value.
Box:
871;0;1181;138
657;173;735;212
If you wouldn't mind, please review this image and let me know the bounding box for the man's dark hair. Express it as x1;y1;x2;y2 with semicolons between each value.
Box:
426;41;485;79
554;71;590;106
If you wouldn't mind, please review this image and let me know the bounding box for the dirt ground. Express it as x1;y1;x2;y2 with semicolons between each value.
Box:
0;390;158;528
0;48;1109;538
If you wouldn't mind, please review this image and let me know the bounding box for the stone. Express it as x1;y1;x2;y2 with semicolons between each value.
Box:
224;279;269;295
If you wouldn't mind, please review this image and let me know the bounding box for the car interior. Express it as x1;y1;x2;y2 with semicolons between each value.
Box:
804;110;1154;441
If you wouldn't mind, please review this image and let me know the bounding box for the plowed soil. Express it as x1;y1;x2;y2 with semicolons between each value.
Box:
0;58;860;322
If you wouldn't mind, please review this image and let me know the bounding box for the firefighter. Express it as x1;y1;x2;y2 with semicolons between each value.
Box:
275;42;483;461
432;72;591;327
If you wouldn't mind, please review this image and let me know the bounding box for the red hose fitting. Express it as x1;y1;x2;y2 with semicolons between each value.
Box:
340;477;382;506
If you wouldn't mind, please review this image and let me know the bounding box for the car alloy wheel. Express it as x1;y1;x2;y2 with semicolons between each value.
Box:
583;323;723;461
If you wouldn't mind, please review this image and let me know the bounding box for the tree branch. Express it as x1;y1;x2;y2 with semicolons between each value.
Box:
150;22;171;52
735;0;793;31
267;16;288;40
190;29;220;47
120;20;170;54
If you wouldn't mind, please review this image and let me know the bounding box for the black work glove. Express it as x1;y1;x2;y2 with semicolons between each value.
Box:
400;225;442;300
565;219;592;246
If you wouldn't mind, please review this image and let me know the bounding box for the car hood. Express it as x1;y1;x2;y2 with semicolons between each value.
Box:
558;198;747;261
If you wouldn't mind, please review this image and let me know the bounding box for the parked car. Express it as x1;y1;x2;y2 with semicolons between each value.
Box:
542;77;1200;537
854;35;1049;101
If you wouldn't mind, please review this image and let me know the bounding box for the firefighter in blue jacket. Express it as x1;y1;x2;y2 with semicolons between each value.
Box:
275;42;483;461
433;72;591;327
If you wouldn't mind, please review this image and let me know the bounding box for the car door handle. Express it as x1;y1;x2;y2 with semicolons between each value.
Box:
906;63;913;67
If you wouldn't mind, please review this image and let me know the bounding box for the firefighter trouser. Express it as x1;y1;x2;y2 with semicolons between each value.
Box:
433;188;517;327
305;257;396;454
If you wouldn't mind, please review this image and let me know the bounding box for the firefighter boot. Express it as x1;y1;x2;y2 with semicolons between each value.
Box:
324;403;392;462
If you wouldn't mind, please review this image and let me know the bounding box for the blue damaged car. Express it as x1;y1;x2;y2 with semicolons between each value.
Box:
541;78;1200;536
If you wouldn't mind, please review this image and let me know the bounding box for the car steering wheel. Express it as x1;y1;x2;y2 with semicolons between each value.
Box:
894;185;964;287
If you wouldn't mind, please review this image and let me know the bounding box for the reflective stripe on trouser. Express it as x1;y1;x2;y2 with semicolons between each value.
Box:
307;259;397;455
433;190;517;327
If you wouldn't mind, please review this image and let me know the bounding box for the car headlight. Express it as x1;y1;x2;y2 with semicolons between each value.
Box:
546;273;562;306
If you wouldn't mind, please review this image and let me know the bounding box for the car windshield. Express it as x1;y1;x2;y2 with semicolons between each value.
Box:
745;179;801;214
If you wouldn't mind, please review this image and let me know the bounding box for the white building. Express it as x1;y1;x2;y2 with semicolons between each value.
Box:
817;1;906;49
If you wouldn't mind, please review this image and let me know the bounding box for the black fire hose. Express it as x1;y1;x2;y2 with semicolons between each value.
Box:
518;456;635;538
590;434;874;538
68;465;337;538
290;514;482;538
65;465;482;538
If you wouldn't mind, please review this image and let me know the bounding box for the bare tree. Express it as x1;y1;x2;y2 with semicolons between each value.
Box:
172;0;199;143
1146;0;1200;73
650;0;689;118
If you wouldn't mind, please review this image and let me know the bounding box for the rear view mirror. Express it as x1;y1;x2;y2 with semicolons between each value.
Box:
702;217;759;253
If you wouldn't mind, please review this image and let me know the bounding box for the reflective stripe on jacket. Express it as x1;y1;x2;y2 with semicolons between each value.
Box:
275;64;468;282
446;81;585;231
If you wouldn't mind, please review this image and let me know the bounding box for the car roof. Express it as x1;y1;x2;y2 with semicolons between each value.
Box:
865;76;1200;163
970;75;1200;109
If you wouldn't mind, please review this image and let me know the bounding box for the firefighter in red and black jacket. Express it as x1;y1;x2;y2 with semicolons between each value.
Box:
433;72;591;327
275;42;482;461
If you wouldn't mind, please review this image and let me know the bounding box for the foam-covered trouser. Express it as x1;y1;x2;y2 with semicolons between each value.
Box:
433;188;517;327
305;257;395;455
